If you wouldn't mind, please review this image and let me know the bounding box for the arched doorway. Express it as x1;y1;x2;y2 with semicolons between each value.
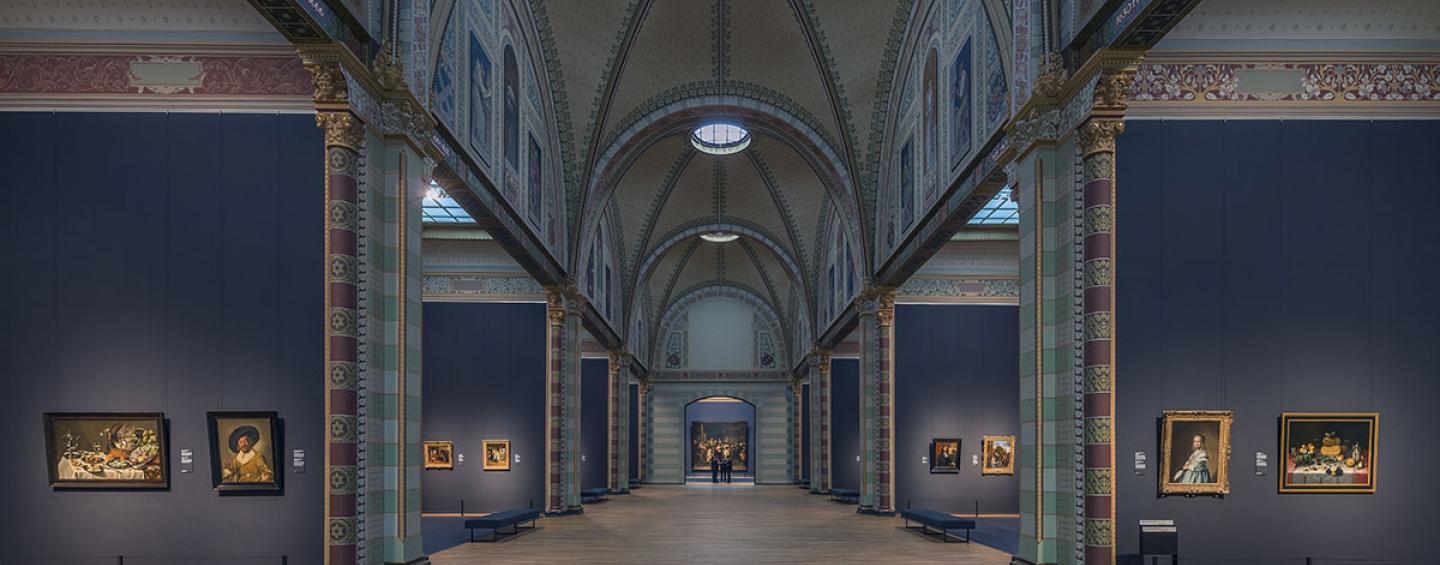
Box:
684;396;757;483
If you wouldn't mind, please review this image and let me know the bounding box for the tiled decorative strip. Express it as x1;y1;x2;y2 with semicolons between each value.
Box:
0;53;312;96
1128;63;1440;102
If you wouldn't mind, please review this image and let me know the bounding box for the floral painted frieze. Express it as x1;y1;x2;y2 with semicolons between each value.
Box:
0;53;312;96
1128;63;1440;102
897;276;1019;303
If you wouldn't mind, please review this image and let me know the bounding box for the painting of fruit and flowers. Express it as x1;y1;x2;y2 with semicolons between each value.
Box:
1280;412;1378;493
44;413;168;489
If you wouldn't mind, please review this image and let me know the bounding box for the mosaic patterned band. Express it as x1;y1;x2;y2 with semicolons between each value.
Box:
317;110;364;565
1079;118;1123;564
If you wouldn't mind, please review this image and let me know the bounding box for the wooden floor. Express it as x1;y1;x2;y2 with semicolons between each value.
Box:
430;484;1013;564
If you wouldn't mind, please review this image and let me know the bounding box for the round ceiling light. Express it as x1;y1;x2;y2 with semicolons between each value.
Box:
699;230;740;243
691;122;751;155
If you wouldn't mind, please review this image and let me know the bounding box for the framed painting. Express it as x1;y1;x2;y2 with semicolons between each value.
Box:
44;412;168;490
981;435;1016;475
467;33;492;166
207;412;282;493
424;441;455;470
929;438;960;474
690;421;749;471
1159;411;1233;495
1280;412;1378;493
950;37;972;170
483;439;511;471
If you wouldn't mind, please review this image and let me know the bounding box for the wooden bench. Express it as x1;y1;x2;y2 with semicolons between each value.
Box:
464;508;541;542
899;508;975;543
580;487;609;503
829;488;859;503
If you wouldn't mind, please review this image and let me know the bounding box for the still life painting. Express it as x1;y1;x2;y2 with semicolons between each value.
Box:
45;412;168;489
1280;412;1377;493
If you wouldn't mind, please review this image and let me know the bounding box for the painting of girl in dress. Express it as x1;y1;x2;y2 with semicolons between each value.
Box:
1160;411;1232;495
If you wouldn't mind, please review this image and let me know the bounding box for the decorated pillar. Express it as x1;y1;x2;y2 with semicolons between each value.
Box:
608;350;631;493
546;288;584;514
808;349;831;494
316;106;364;564
858;290;896;515
790;379;804;483
637;380;651;483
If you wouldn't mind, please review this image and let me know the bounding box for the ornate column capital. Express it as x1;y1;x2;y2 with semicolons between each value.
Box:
1092;67;1136;115
875;292;896;328
1078;119;1126;158
371;41;406;93
315;111;365;150
1032;52;1069;100
808;348;832;368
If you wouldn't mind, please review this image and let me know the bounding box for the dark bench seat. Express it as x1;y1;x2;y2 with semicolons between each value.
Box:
464;508;541;542
899;508;975;543
580;487;609;503
829;488;859;502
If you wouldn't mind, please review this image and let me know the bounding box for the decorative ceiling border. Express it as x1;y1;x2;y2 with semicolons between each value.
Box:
895;275;1019;304
859;0;919;238
744;147;813;292
422;272;545;302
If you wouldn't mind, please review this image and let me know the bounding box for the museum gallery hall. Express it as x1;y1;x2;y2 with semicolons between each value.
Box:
1;0;1436;564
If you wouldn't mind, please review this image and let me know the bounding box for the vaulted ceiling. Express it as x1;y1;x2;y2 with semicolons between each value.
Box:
535;0;908;351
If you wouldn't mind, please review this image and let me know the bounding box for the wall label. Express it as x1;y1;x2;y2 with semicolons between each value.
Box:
179;448;194;473
1255;451;1268;476
1134;451;1148;475
292;449;306;473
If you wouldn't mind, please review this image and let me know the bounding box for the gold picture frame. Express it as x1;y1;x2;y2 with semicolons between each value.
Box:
1279;412;1378;494
482;439;511;471
423;441;454;470
981;435;1016;475
1159;410;1233;495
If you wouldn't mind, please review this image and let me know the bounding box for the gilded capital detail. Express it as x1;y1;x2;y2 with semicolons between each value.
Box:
303;61;349;104
1078;119;1126;158
316;112;365;150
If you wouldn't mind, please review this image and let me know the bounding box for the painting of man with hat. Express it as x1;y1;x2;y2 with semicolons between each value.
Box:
208;412;282;492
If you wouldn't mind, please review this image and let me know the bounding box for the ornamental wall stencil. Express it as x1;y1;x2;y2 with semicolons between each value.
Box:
1128;63;1440;102
0;54;311;96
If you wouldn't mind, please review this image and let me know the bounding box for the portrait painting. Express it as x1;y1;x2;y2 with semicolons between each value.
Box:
1159;411;1233;495
981;435;1015;475
691;422;749;471
930;438;960;474
503;45;520;169
424;441;454;470
1280;412;1378;493
468;33;492;165
483;439;511;471
951;38;972;170
44;412;168;489
207;412;281;493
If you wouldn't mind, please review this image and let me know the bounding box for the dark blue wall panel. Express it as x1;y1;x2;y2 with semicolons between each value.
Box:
0;112;323;564
830;358;860;490
421;302;546;512
684;401;757;475
894;305;1020;513
1116;120;1440;562
582;358;608;489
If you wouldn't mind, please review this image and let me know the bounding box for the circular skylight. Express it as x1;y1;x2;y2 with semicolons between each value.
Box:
699;230;740;243
691;122;751;155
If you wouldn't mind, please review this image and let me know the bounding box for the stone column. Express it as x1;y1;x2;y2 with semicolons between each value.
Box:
791;379;804;483
546;288;584;514
808;349;831;493
317;109;364;565
637;380;651;483
608;350;631;493
1078;117;1123;564
858;290;896;515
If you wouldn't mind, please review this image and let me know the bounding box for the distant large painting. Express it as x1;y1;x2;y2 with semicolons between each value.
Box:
468;33;492;165
44;412;168;489
1280;412;1378;493
951;38;972;170
691;421;748;471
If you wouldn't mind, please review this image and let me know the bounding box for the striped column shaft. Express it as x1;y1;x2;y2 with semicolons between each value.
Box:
875;293;896;514
318;111;364;565
1079;118;1124;564
808;361;823;493
638;382;649;483
818;351;832;492
608;351;623;492
791;382;803;482
858;301;877;511
544;290;572;514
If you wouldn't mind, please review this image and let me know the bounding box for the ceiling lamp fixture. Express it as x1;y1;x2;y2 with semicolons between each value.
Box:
699;230;740;243
691;122;751;155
